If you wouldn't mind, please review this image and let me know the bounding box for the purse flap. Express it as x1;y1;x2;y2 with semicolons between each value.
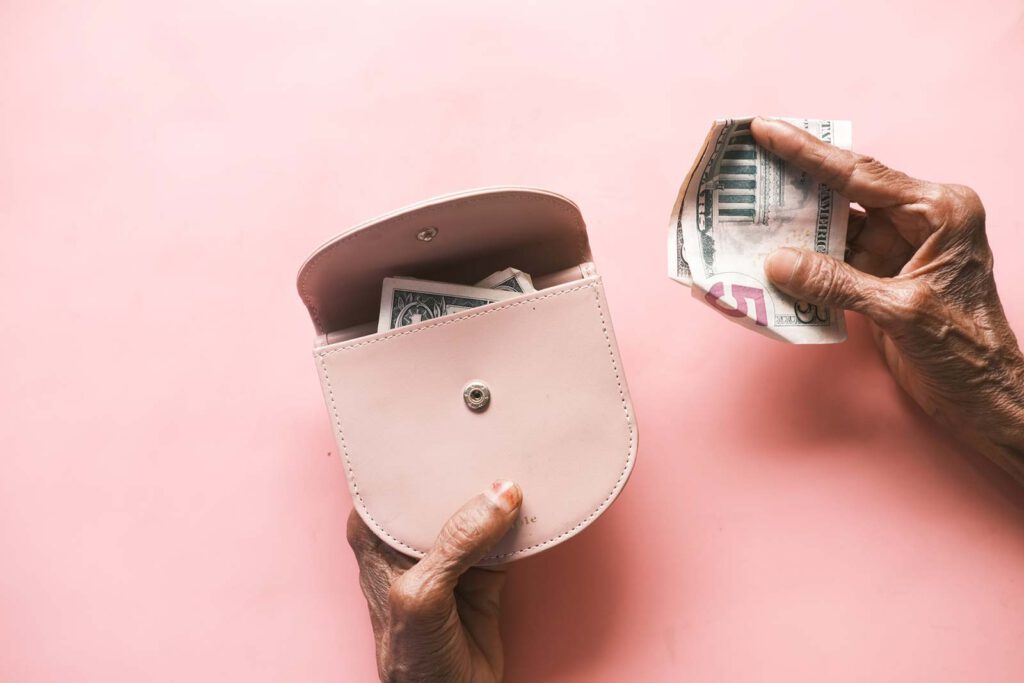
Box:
297;187;593;334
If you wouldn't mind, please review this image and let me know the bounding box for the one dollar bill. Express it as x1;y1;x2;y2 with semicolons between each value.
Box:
378;272;527;332
474;267;536;293
668;117;853;344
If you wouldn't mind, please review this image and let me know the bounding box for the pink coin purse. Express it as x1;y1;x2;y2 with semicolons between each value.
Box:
297;187;638;564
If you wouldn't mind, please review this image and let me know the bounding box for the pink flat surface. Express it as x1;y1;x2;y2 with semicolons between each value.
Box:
3;2;1024;681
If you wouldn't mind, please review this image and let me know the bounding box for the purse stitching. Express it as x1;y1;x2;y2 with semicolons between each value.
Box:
317;280;636;560
299;192;589;334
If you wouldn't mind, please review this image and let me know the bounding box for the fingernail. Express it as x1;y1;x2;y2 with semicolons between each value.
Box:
765;248;801;285
485;480;522;513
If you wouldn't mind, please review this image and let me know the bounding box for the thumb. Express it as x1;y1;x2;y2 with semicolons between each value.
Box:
765;247;886;318
392;481;522;614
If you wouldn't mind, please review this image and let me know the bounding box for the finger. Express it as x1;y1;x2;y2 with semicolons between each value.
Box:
346;509;414;570
870;320;887;352
844;209;868;262
453;570;509;659
750;117;925;209
765;247;891;320
452;568;508;643
346;508;377;556
847;207;867;242
390;481;522;615
346;510;413;631
454;568;508;618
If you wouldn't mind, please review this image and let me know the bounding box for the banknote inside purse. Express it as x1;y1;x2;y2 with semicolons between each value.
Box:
322;262;597;344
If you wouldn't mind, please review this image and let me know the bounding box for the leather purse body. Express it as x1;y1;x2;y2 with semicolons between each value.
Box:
297;187;638;564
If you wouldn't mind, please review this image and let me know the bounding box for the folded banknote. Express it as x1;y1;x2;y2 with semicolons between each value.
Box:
377;268;536;332
668;117;853;344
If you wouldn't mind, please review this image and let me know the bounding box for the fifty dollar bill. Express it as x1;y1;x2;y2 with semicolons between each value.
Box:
668;117;853;344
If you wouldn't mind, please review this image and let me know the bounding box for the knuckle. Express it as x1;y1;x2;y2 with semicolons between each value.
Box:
948;183;983;209
856;155;914;193
388;576;427;615
920;182;947;205
390;574;448;619
797;254;882;314
799;256;847;305
807;258;839;302
812;146;852;188
379;661;410;683
854;153;929;200
905;283;935;315
918;183;986;233
852;154;885;182
441;512;488;554
948;183;986;225
852;153;880;172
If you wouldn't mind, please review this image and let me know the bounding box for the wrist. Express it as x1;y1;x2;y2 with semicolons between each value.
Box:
1003;360;1024;452
972;346;1024;476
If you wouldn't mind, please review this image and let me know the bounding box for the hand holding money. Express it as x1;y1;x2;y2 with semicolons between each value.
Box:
747;116;1024;481
668;116;853;344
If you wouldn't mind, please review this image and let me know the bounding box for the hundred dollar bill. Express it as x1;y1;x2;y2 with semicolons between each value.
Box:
378;277;521;332
475;267;536;293
668;117;852;344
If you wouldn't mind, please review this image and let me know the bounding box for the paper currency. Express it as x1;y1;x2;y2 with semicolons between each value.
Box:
475;267;536;293
378;274;524;332
533;262;596;290
668;117;853;344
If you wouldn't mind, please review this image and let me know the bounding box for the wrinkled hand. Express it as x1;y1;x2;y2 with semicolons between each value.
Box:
751;117;1024;477
347;481;523;683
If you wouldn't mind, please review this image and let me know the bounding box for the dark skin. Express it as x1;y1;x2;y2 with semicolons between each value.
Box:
348;122;1024;681
346;481;523;683
753;117;1024;478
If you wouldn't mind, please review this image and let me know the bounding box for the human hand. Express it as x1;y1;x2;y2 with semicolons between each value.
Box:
346;480;523;683
751;117;1024;477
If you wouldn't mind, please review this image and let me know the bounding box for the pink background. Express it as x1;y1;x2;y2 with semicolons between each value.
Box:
3;2;1024;681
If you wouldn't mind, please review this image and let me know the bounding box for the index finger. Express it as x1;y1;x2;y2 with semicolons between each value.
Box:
750;117;925;209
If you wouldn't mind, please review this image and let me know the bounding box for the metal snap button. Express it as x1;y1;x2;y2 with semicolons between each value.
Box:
416;226;438;242
463;381;490;411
